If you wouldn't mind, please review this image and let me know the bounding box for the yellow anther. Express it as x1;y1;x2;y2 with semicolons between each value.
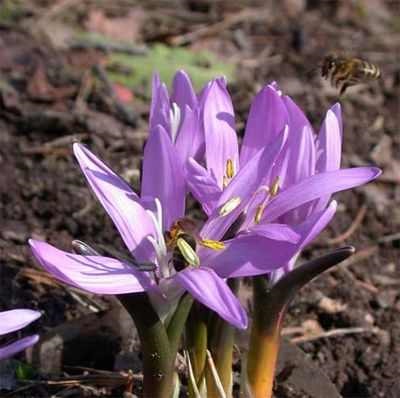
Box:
200;239;225;251
254;204;266;224
177;237;200;267
270;176;280;197
226;158;234;179
219;196;241;217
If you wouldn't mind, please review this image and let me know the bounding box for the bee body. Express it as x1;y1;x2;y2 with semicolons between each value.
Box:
321;55;380;94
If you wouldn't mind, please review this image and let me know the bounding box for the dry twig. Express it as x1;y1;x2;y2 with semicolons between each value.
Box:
326;204;367;245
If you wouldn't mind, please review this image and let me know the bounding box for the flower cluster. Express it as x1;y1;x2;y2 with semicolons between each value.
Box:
25;71;379;397
29;71;379;329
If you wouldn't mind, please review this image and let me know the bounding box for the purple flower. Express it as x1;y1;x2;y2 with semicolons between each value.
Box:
186;79;381;279
29;142;248;329
0;309;41;360
150;71;204;165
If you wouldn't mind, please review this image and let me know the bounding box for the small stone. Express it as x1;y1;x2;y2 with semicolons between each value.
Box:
318;296;347;314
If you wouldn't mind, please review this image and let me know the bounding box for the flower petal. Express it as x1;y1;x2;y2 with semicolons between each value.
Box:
200;128;288;240
185;157;222;215
269;201;337;283
248;223;300;243
29;240;153;295
0;335;39;361
0;310;41;335
73;144;155;259
203;78;239;188
262;167;381;223
149;73;171;134
173;267;248;329
316;104;342;173
314;104;343;212
206;234;298;278
141;125;186;229
175;106;204;164
240;84;288;167
171;70;197;112
278;96;315;189
208;201;337;279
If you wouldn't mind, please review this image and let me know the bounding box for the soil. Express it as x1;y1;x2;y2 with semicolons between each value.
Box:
0;1;399;397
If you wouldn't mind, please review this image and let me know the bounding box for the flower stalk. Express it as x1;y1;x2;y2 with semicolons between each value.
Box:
119;293;174;398
186;302;209;396
246;246;355;398
206;279;239;397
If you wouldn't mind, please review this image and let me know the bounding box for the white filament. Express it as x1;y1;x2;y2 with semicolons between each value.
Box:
169;102;181;143
146;198;169;278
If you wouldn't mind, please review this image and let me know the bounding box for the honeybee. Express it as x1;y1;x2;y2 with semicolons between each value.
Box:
165;218;224;271
321;54;381;94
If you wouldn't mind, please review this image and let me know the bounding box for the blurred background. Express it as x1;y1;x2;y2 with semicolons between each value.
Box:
0;0;399;397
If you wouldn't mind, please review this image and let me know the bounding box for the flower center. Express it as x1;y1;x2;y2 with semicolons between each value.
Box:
166;218;225;271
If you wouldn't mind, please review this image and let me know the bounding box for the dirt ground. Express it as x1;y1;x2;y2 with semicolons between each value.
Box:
0;1;399;397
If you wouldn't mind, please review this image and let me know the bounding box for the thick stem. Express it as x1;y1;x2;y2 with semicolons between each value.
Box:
246;247;355;398
247;277;282;398
119;293;174;398
185;302;208;396
206;279;238;397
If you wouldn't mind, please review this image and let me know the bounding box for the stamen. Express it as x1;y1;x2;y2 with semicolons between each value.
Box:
254;204;266;224
219;196;241;216
169;102;181;143
199;239;225;251
226;158;234;179
270;176;280;197
177;237;200;267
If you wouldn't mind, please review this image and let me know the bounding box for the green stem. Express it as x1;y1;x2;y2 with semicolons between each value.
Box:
119;293;174;398
167;293;194;358
206;279;238;397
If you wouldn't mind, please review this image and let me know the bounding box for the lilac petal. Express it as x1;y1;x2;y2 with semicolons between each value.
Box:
208;201;337;279
141;125;185;229
0;310;41;335
29;240;153;295
296;200;337;249
173;267;248;329
171;70;197;112
248;223;300;243
262;167;381;223
185;157;222;215
203;78;239;188
277;96;315;189
175;106;204;163
314;105;343;213
206;234;299;278
280;125;316;189
240;84;288;167
0;335;39;361
316;104;342;173
149;73;170;134
270;201;337;283
73;144;155;260
200;128;288;240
